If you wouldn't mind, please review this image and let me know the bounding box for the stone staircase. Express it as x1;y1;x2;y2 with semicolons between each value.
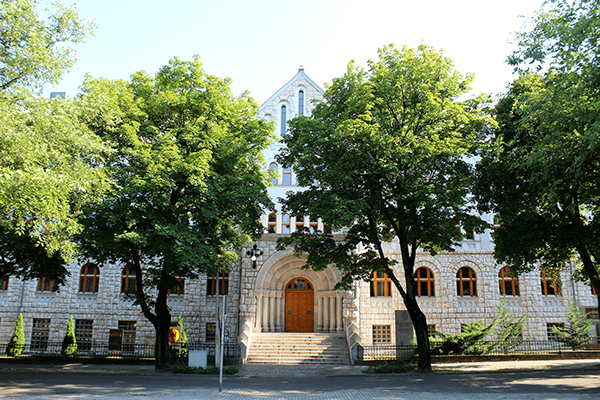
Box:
247;332;350;364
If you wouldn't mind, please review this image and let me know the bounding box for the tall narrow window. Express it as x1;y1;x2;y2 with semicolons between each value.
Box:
456;266;477;297
282;214;291;234
31;318;51;351
541;268;561;296
121;266;137;293
370;272;392;297
498;266;520;296
79;263;100;293
282;166;292;185
280;105;287;135
414;267;435;297
268;213;277;234
207;272;229;296
76;319;94;352
295;215;305;232
298;90;304;116
37;277;56;293
269;162;278;185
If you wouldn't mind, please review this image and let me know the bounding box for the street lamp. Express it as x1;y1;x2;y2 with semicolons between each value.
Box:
246;244;263;269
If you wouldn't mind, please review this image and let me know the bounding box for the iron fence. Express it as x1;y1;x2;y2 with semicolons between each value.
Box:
357;340;600;361
0;340;241;360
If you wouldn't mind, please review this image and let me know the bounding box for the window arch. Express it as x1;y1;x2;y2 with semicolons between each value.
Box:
541;268;561;296
121;266;137;293
280;105;287;135
298;90;304;116
456;266;477;297
414;267;435;297
37;277;56;292
370;271;392;297
282;213;291;234
269;162;278;185
79;263;100;293
268;213;277;234
498;266;520;296
282;165;292;185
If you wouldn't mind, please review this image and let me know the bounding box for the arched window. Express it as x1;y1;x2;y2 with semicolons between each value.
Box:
207;272;229;296
456;266;477;297
37;277;56;293
0;275;8;291
370;271;392;297
414;267;435;297
268;213;277;234
309;216;318;233
282;214;291;234
121;266;137;293
541;268;561;296
269;162;278;185
167;276;185;296
298;90;304;116
280;105;287;135
282;166;292;185
79;263;100;293
295;215;305;232
498;266;520;296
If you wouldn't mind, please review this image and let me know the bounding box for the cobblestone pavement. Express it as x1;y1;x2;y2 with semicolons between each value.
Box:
1;359;598;399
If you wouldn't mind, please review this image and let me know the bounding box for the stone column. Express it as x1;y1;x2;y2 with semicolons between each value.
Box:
336;294;343;332
329;294;335;332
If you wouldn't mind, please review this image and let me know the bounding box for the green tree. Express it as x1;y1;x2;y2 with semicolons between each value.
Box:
177;315;188;358
552;299;594;349
61;316;77;356
277;44;494;371
475;0;600;308
78;57;274;370
495;298;527;351
0;0;95;95
6;313;25;356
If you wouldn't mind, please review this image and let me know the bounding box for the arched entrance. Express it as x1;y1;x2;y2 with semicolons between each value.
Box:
285;278;314;332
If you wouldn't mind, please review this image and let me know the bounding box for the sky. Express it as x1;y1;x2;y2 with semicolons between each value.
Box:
44;0;547;104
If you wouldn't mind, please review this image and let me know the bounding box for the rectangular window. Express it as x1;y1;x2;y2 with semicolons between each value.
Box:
118;321;136;354
547;323;564;341
206;322;216;342
75;319;94;352
207;273;229;296
31;318;51;351
372;325;391;344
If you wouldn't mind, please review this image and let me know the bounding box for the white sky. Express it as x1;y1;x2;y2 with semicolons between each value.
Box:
44;0;546;104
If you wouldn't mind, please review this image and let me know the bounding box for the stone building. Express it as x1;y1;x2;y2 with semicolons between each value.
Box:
0;67;598;362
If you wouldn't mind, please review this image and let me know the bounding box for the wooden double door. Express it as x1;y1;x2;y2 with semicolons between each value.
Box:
284;278;314;332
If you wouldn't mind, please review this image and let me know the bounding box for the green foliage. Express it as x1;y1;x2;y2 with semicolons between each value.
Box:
166;362;238;375
61;316;77;356
277;44;495;371
363;359;416;374
0;0;95;95
77;56;274;370
430;318;498;356
552;299;594;350
6;313;25;357
177;316;188;357
476;0;600;298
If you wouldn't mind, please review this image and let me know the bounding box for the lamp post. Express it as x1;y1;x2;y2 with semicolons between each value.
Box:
246;244;263;269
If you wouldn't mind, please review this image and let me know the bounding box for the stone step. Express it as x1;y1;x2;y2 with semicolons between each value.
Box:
247;333;350;364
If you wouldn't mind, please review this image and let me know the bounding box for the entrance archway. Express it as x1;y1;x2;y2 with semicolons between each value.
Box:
285;278;314;332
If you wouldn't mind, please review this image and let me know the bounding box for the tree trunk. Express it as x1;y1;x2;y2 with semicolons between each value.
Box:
404;296;432;371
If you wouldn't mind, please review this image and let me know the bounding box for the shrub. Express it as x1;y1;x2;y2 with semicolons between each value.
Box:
6;314;25;357
61;316;78;356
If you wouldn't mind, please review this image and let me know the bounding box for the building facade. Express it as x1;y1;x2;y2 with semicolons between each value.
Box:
0;68;598;361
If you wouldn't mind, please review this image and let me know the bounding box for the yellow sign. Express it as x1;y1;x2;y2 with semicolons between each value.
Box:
169;327;180;343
